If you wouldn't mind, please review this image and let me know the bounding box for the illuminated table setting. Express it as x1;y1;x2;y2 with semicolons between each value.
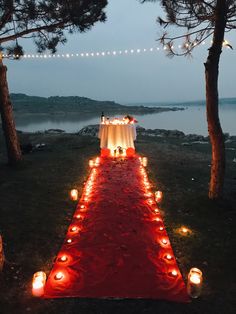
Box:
98;116;137;156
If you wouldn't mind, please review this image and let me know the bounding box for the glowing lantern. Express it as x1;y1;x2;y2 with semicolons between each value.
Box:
155;191;163;203
142;157;148;167
187;268;203;298
154;208;159;214
32;271;46;297
159;226;164;231
89;160;94;168
66;238;72;244
70;189;78;201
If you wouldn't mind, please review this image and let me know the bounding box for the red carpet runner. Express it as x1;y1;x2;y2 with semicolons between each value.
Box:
44;156;189;302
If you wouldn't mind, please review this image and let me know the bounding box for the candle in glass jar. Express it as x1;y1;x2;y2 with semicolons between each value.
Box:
32;271;46;297
70;189;78;201
89;160;94;168
187;268;203;298
142;157;148;167
155;191;163;203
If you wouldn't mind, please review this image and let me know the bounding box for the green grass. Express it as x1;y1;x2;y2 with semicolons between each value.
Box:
0;132;235;314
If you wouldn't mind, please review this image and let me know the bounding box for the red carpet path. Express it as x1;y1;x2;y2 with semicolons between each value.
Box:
44;156;189;302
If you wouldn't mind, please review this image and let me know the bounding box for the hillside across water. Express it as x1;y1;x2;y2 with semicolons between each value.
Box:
10;93;184;116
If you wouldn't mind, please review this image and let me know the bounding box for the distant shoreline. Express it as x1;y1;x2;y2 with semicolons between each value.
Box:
10;93;184;116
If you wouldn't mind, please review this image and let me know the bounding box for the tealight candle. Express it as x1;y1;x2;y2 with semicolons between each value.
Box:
70;226;78;232
66;238;72;244
32;271;46;297
159;226;164;231
180;226;190;234
58;255;68;262
162;238;168;245
171;270;178;277
70;189;78;201
165;254;172;261
187;268;203;298
54;271;64;280
148;199;154;205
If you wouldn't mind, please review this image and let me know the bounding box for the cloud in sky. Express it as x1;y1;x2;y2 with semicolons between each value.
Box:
4;0;236;104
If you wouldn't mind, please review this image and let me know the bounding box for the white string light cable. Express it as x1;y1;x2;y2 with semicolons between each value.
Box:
1;40;232;60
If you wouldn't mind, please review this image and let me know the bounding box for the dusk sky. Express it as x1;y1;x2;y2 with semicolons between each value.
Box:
5;0;236;104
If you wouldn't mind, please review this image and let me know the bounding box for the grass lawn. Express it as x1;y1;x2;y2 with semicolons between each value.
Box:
0;132;235;314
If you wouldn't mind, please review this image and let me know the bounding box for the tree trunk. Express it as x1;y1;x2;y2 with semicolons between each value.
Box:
204;0;227;199
0;57;22;165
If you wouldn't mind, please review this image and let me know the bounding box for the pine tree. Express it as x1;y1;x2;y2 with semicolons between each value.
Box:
140;0;236;199
0;0;108;165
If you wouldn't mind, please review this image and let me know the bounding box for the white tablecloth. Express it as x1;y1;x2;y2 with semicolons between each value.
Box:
98;124;137;150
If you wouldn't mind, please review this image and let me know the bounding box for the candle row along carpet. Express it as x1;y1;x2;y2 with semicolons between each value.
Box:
44;156;189;302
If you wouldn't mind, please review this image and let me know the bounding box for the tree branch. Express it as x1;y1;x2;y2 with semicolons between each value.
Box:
0;20;70;44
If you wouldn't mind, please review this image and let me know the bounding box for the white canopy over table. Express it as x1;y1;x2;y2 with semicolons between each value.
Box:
98;122;137;153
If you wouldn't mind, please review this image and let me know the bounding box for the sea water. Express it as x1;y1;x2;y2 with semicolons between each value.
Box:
15;99;236;136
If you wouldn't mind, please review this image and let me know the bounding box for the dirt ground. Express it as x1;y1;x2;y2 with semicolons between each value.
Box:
0;131;235;314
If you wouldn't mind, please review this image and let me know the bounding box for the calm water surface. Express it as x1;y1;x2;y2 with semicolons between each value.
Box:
15;104;236;136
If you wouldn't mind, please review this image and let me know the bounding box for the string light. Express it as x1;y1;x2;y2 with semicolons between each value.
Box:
2;39;227;61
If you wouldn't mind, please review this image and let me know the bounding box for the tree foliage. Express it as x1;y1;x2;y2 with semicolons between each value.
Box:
0;0;108;55
140;0;236;56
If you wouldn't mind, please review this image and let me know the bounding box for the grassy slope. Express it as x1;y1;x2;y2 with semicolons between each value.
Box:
0;132;235;314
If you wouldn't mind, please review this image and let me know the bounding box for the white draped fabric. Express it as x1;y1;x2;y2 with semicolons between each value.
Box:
98;124;137;150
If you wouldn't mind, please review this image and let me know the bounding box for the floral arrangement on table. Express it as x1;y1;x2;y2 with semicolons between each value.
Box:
101;114;138;125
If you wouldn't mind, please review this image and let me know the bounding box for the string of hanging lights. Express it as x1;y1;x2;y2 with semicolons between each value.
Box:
1;41;211;60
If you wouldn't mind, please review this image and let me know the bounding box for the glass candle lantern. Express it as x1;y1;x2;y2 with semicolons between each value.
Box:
142;157;148;167
32;271;46;297
70;189;78;201
155;191;163;203
89;160;94;168
187;268;203;298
